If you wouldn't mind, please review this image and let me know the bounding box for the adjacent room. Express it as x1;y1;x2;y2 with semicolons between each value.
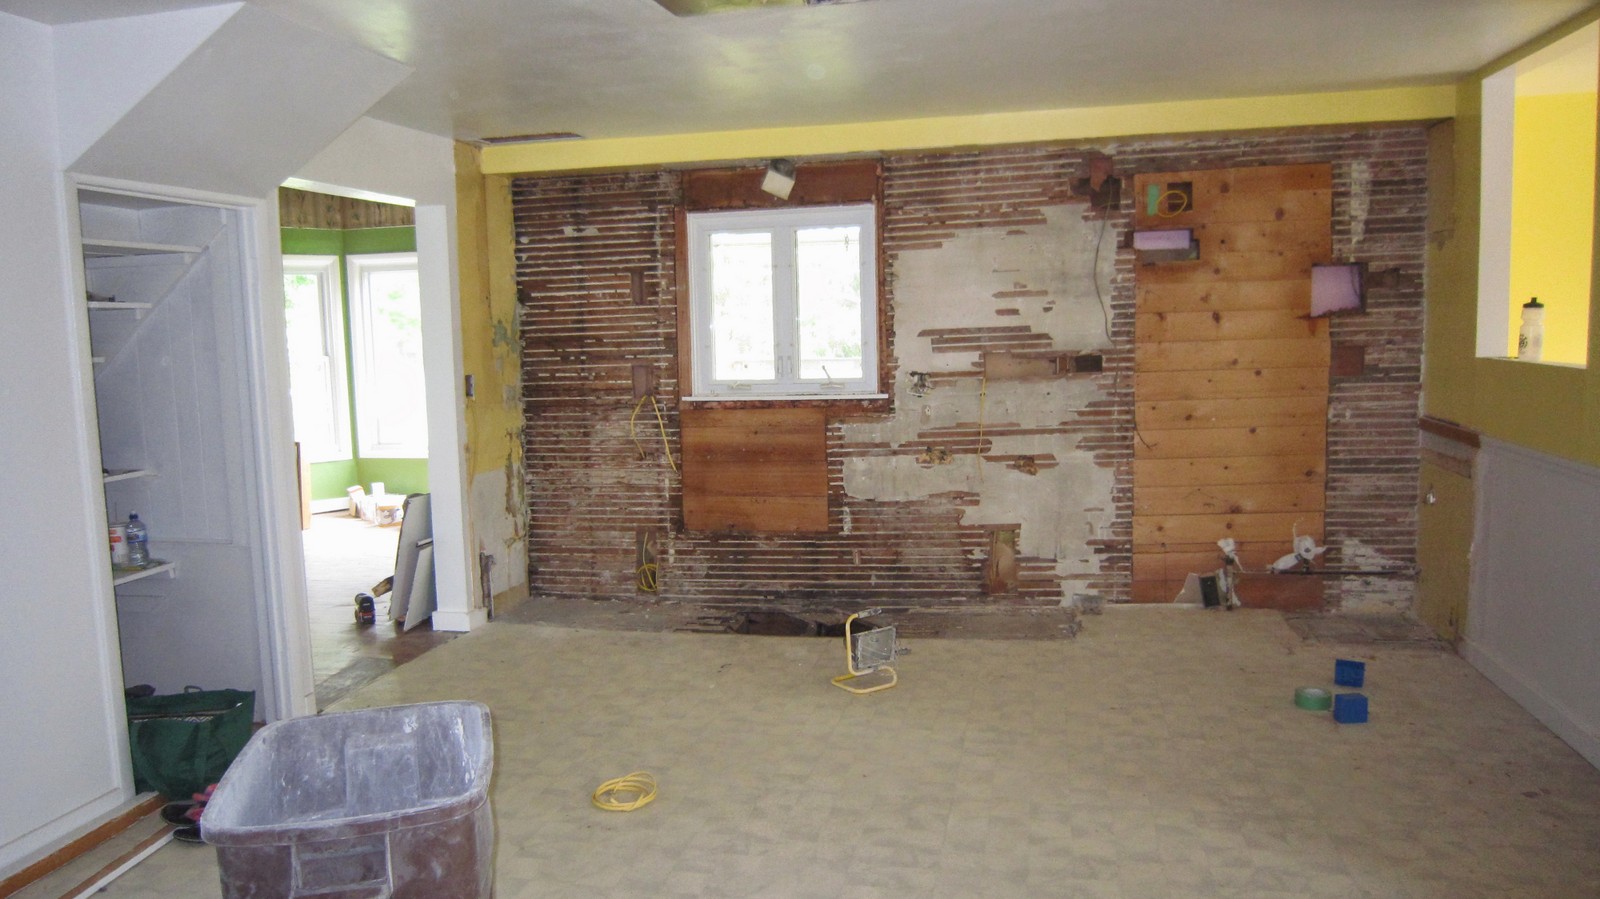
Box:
3;1;1599;897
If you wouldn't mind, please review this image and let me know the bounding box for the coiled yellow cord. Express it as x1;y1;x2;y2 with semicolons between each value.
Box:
592;772;658;812
1155;189;1191;217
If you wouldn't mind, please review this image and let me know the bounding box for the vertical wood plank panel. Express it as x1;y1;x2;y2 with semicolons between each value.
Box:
1131;164;1331;608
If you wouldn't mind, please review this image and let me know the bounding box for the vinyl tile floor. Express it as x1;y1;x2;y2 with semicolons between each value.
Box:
59;607;1600;898
301;511;456;709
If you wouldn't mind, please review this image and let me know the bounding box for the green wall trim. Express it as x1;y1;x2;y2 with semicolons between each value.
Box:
281;227;345;256
344;227;416;255
309;459;359;501
355;458;430;495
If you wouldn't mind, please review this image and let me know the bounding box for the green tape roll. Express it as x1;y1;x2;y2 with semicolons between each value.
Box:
1295;686;1332;711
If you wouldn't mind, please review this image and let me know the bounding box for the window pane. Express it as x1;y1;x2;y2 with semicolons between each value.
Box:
284;272;341;455
364;268;428;451
710;231;775;381
795;225;864;380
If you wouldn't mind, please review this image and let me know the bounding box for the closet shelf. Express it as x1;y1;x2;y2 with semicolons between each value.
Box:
83;238;203;258
112;560;176;587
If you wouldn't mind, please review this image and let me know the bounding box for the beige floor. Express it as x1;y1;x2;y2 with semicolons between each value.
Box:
60;608;1600;898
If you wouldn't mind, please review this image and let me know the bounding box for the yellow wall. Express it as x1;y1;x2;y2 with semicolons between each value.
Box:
481;85;1454;174
455;141;528;608
1509;91;1596;364
1426;9;1600;467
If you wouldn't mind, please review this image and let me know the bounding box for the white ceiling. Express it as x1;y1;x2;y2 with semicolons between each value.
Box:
3;0;1594;141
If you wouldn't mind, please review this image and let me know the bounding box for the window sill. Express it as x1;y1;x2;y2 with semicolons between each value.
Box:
1481;356;1588;371
683;393;887;403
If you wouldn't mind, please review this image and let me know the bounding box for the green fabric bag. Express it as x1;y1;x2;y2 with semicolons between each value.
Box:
126;687;255;799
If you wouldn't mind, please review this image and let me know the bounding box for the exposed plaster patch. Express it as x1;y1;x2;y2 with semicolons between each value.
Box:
890;205;1114;374
1335;576;1413;615
1333;537;1402;572
471;465;528;595
1347;160;1371;248
844;205;1117;575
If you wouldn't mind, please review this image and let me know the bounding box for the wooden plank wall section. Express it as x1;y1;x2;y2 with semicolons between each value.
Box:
1130;164;1332;606
681;407;829;533
278;187;415;229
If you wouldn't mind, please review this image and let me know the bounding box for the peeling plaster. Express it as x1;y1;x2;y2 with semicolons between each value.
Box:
1347;160;1371;247
843;205;1117;577
892;205;1114;374
470;464;528;596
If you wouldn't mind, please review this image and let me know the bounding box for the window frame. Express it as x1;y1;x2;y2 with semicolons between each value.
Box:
347;252;429;458
685;203;881;400
281;254;351;463
1476;21;1595;368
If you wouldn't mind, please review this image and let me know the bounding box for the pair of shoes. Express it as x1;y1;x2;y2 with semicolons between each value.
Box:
159;801;198;826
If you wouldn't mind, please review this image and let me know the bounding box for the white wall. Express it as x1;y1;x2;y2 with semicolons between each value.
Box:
290;117;485;632
63;5;409;199
0;11;132;878
1465;439;1600;769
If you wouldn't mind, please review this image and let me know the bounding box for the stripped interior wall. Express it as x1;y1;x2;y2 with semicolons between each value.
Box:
512;124;1427;615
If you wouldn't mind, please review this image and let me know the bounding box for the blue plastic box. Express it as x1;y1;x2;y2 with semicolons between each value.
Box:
1334;658;1366;688
1333;692;1368;724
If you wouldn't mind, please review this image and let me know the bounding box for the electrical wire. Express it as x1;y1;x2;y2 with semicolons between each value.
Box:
975;373;987;483
592;772;658;812
1091;212;1113;346
1154;189;1191;217
629;394;679;473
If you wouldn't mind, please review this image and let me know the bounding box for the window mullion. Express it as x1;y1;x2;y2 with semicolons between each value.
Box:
772;226;799;388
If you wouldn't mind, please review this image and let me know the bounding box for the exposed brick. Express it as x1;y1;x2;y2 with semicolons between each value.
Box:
514;124;1426;614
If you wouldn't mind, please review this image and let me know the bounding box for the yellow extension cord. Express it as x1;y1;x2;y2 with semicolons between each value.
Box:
629;394;678;473
591;772;659;812
1155;188;1192;217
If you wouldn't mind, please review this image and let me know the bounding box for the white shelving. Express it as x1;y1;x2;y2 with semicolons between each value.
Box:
103;468;154;484
87;300;153;317
111;561;177;587
83;237;203;258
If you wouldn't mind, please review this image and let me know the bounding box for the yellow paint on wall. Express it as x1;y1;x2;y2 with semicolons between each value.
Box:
1416;459;1474;642
455;142;524;476
1424;7;1600;468
481;85;1455;175
1509;91;1596;364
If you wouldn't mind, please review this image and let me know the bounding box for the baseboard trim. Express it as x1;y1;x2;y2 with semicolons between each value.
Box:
1462;638;1600;771
0;794;164;896
61;826;175;899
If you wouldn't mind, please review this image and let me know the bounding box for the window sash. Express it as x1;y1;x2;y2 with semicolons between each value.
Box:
282;255;350;463
688;204;878;398
348;253;428;458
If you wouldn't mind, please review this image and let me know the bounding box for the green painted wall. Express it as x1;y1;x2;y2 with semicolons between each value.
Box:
282;225;429;501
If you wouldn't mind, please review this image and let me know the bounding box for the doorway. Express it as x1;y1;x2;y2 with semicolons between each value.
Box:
278;187;453;708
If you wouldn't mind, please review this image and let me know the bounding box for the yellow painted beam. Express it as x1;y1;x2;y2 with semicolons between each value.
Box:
481;85;1455;175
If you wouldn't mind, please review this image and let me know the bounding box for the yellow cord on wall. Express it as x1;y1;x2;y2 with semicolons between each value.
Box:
1155;189;1192;217
629;394;679;473
592;772;659;811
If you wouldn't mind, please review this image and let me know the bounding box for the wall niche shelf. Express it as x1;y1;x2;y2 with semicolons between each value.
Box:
111;560;176;587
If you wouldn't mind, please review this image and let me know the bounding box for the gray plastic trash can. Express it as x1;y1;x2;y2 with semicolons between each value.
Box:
202;701;494;898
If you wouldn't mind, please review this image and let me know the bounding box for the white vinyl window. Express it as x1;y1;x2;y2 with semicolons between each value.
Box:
282;255;351;462
687;204;879;399
348;253;428;457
